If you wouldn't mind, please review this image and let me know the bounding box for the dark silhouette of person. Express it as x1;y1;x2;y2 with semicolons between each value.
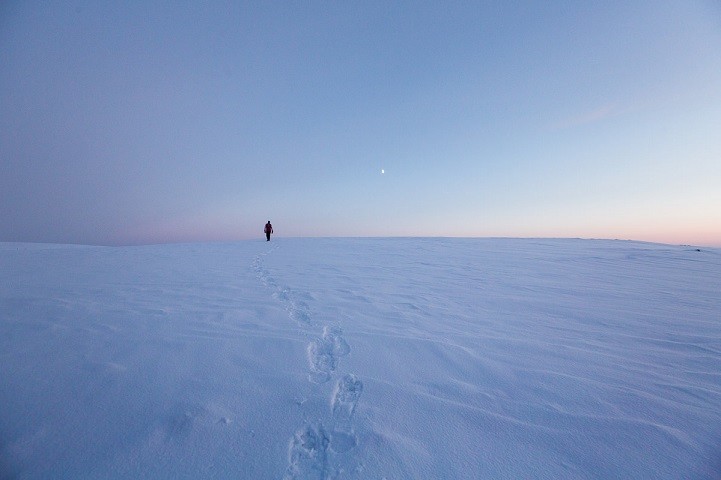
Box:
264;221;273;241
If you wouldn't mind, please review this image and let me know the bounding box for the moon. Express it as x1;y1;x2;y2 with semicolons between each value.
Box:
381;169;385;174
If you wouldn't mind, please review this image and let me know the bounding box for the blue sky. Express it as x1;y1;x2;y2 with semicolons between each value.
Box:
2;1;720;246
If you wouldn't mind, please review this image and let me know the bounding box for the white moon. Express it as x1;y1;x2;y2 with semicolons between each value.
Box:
381;169;385;174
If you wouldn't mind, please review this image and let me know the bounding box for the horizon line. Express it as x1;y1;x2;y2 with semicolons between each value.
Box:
2;235;719;249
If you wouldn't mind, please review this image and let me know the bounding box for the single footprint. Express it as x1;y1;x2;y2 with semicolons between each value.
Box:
289;300;312;326
307;327;350;383
284;423;330;480
330;374;363;453
276;287;291;302
307;339;336;384
323;326;350;356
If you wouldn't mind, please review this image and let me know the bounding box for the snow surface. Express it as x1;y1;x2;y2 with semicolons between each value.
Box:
1;238;720;479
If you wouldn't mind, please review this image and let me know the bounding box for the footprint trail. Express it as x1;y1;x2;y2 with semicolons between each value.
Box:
252;248;363;478
253;249;313;327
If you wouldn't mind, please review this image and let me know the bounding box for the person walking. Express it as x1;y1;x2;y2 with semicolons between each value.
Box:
264;221;273;241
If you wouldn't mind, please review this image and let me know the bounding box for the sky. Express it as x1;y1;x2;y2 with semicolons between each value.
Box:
2;1;721;247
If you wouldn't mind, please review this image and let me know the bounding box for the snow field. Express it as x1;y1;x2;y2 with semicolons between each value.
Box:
1;238;720;479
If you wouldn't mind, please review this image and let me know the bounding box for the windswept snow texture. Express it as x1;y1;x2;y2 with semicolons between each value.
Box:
1;238;721;479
